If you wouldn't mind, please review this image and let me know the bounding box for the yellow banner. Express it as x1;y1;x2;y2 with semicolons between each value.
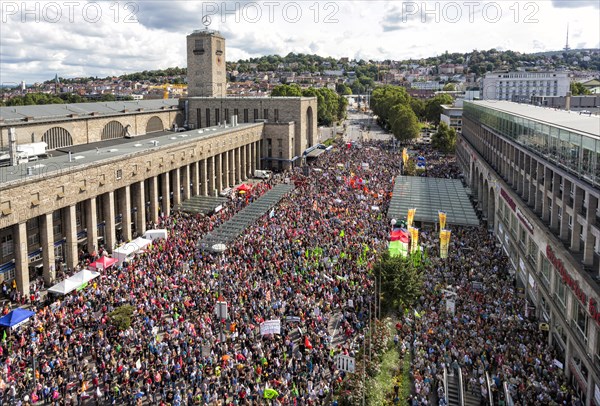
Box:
407;208;416;228
440;229;451;259
438;211;446;231
409;227;419;253
402;148;408;166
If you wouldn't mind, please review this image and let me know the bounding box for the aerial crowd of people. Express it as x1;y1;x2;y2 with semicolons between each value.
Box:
0;138;580;406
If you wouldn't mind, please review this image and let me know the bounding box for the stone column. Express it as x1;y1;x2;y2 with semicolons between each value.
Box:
208;157;215;196
85;197;98;254
182;165;191;201
241;144;247;180
161;172;170;217
584;194;598;265
103;191;116;252
149;176;159;224
534;162;544;215
559;178;571;240
40;213;55;285
236;147;242;184
201;159;208;196
246;143;254;177
223;151;230;189
14;222;30;297
230;149;236;186
215;154;223;194
542;167;551;222
134;181;146;237
549;173;560;230
255;141;260;172
192;161;200;196
172;167;181;206
570;186;584;251
64;205;78;270
119;185;132;242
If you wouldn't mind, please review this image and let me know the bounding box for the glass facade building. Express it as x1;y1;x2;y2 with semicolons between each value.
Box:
464;102;600;187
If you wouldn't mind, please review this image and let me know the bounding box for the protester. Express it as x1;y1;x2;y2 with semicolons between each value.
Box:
0;141;576;405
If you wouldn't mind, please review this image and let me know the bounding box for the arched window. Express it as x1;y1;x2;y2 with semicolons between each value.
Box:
42;127;72;150
146;116;164;133
101;121;125;140
175;113;184;127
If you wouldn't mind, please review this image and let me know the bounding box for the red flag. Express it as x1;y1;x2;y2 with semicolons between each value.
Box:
304;336;313;350
390;229;409;243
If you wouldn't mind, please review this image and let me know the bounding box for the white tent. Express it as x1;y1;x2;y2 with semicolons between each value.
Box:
48;269;100;295
144;229;168;241
69;269;100;286
113;237;152;265
48;279;80;295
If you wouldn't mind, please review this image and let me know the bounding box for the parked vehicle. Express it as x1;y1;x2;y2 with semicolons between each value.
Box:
253;169;273;179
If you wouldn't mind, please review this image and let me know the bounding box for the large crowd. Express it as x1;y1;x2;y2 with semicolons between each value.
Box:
401;151;579;406
0;140;399;405
0;138;580;406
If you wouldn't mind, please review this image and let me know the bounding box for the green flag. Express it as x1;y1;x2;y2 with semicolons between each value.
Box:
264;388;279;399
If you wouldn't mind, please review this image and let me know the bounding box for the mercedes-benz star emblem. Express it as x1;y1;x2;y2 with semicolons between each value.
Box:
202;15;211;27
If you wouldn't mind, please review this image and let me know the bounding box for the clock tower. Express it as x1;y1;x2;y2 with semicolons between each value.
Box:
186;30;226;97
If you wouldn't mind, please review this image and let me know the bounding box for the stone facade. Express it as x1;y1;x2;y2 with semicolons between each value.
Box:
0;110;182;149
186;30;226;97
0;29;318;297
0;124;263;293
185;97;317;158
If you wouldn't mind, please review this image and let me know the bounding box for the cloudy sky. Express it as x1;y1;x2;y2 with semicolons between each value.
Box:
1;0;599;84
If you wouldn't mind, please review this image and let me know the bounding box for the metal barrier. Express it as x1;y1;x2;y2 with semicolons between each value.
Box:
458;366;465;406
444;367;449;405
504;381;514;406
485;372;494;405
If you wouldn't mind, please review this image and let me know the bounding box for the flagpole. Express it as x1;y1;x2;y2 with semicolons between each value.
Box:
362;325;366;406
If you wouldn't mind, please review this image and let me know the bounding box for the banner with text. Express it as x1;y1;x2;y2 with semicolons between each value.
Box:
260;319;281;336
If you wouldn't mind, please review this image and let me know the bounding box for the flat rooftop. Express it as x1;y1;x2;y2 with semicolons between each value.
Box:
388;176;479;227
0;123;261;188
468;100;600;138
0;99;180;124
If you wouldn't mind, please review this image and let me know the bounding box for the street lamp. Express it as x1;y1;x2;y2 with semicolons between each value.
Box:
212;243;227;344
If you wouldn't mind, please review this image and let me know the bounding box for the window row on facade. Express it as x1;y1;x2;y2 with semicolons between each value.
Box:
464;103;600;187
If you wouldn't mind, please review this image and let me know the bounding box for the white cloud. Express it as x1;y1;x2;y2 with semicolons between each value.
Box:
1;0;599;84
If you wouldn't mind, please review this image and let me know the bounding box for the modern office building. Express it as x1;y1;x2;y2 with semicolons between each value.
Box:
440;104;463;133
0;29;316;296
482;71;570;101
457;100;600;405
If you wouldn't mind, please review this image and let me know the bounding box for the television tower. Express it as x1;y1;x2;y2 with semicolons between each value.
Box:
563;24;571;52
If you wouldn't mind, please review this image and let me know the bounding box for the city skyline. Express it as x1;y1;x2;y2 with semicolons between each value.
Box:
1;0;599;84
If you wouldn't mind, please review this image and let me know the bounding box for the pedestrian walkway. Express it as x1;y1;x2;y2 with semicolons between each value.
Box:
198;183;295;250
178;194;228;215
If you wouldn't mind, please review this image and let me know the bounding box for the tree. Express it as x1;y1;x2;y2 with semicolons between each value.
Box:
442;83;456;91
350;81;365;95
335;83;352;95
409;98;425;121
389;104;419;142
432;122;457;154
570;82;591;96
108;305;135;330
271;84;302;97
374;253;423;312
424;94;454;125
370;85;410;128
